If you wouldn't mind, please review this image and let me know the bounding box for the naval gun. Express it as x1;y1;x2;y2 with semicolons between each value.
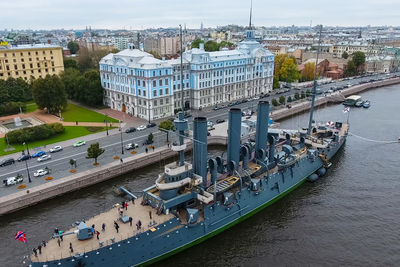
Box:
53;222;94;241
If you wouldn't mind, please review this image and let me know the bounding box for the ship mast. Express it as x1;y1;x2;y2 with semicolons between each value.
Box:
307;25;323;136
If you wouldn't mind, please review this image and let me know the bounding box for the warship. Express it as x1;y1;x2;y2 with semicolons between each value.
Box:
29;25;348;267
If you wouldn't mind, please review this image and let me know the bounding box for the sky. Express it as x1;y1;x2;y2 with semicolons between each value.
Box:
1;0;399;30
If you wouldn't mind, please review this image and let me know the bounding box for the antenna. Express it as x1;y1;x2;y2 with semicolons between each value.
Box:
179;25;184;114
307;25;322;136
249;0;253;29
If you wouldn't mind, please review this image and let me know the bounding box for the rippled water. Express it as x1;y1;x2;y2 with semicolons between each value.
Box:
1;85;400;267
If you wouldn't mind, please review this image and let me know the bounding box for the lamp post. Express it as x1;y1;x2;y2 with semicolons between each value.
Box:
105;112;109;136
120;131;124;155
25;159;32;183
23;142;30;155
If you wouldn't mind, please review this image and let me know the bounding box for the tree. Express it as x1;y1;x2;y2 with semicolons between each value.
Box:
191;38;204;49
32;75;67;114
148;50;161;59
87;142;105;165
306;89;311;97
81;70;104;106
204;40;219;52
345;60;356;77
67;41;80;54
342;51;349;59
69;159;75;169
147;133;154;143
279;96;286;105
301;91;306;99
278;57;300;83
287;96;292;102
61;68;82;99
352;51;366;68
271;98;279;106
218;41;234;49
294;93;300;100
301;62;316;82
158;120;175;142
63;58;78;69
273;75;280;89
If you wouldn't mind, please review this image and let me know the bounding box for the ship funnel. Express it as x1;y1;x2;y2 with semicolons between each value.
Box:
268;133;275;162
227;108;242;173
193;117;208;187
255;101;269;160
208;158;218;185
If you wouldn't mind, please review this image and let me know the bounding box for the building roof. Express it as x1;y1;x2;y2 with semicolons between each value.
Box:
0;43;61;51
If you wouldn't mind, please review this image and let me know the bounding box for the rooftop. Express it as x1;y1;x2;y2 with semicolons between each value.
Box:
0;43;61;50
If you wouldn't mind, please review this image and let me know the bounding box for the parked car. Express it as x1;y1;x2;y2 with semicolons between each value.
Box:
125;143;139;150
0;158;15;167
137;125;147;131
17;154;31;162
3;175;23;186
38;155;51;162
207;121;214;127
73;141;86;147
207;132;211;136
32;151;46;158
125;127;137;133
49;145;63;153
213;106;220;111
147;122;157;128
216;119;225;124
34;169;49;177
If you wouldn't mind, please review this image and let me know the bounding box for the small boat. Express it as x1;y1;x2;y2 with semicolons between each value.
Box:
362;100;370;108
354;100;364;107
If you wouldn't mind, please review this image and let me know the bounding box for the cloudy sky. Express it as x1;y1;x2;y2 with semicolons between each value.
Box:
1;0;399;30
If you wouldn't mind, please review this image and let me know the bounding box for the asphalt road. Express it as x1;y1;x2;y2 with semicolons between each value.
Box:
0;72;398;196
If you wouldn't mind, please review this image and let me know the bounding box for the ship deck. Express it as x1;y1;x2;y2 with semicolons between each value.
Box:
31;197;174;262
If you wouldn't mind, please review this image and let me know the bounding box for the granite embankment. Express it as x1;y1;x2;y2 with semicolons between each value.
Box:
1;77;399;215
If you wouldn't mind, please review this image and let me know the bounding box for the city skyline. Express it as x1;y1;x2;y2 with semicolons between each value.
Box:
1;0;400;30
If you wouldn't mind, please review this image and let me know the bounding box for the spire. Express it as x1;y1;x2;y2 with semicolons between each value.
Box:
249;0;253;29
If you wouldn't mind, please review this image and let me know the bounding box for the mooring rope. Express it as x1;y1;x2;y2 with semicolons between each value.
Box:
349;132;399;144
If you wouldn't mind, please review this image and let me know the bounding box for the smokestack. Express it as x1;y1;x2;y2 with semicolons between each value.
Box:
193;117;208;187
255;101;269;160
227;108;241;173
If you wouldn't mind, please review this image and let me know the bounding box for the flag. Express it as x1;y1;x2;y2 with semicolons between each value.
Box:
343;107;350;113
15;231;27;243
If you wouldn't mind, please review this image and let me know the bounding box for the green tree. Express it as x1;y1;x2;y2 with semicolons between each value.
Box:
63;58;78;69
352;51;366;68
204;40;219;51
294;93;300;100
301;91;306;99
271;98;279;106
279;96;286;105
82;70;104;106
32;75;67;114
345;60;356;77
148;133;154;143
306;89;311;97
67;41;80;54
342;51;349;59
61;68;82;99
273;75;280;89
159;120;175;142
191;38;204;49
87;142;105;165
278;57;300;83
219;41;234;49
287;96;292;102
301;62;316;82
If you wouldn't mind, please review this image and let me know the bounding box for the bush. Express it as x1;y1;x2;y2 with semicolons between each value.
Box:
0;102;26;116
85;126;103;132
271;98;279;106
279;96;286;105
6;123;65;144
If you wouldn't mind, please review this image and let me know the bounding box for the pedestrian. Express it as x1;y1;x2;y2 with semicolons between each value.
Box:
59;230;63;241
119;210;123;216
120;158;123;163
121;201;125;208
91;224;95;230
54;228;59;235
129;216;133;226
42;240;46;247
136;221;139;230
145;148;148;153
75;121;78;125
149;210;152;220
131;198;135;205
57;238;61;247
152;146;155;152
102;223;106;231
32;248;38;257
124;202;128;210
37;244;42;254
96;231;100;240
114;221;119;233
138;220;142;229
69;243;73;253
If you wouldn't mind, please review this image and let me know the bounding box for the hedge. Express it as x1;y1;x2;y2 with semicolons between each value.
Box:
0;102;26;116
5;123;65;144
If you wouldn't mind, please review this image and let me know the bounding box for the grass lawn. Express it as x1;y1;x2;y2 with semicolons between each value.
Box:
25;101;38;113
0;126;110;157
61;103;119;123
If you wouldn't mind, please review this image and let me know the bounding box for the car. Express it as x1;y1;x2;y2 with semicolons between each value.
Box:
207;132;211;136
125;127;137;133
34;169;49;177
147;122;157;128
3;175;24;186
137;125;147;131
216;119;225;124
49;145;63;153
32;151;46;158
17;154;31;162
125;143;139;150
213;106;220;110
37;155;51;162
0;158;15;167
73;141;86;147
207;121;214;127
183;113;192;119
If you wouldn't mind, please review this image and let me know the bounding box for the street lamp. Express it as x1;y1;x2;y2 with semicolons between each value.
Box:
23;142;30;155
120;131;124;155
104;113;109;136
25;159;32;183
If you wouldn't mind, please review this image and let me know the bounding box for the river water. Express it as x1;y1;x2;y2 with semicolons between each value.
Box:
1;84;399;267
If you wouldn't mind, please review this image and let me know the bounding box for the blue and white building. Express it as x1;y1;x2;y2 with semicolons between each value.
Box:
99;30;274;121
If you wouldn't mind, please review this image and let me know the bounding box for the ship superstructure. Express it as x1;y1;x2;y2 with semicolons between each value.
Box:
30;100;348;267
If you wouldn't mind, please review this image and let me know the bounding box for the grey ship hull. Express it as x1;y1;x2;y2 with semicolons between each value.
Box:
31;137;346;267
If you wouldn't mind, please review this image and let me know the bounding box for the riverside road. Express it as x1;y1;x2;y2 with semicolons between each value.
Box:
0;72;398;197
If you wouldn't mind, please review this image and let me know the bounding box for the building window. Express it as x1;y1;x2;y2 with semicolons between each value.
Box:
159;89;162;96
143;81;146;86
159;79;163;86
143;91;146;97
165;79;168;85
153;90;157;97
153;80;156;87
165;88;169;95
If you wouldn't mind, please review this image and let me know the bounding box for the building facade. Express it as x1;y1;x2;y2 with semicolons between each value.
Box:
0;43;64;81
99;30;274;121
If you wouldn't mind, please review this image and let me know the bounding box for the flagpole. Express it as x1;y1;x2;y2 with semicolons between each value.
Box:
346;108;350;124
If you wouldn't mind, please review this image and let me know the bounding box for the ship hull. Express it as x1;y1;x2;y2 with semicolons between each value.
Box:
31;137;346;267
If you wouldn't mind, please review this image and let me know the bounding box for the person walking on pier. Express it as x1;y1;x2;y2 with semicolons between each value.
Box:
138;220;142;229
102;223;106;231
57;238;61;247
149;211;152;220
37;244;42;254
114;221;120;233
129;216;133;226
69;243;73;253
42;240;46;247
32;248;37;257
145;147;148;153
124;202;128;210
96;231;100;240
